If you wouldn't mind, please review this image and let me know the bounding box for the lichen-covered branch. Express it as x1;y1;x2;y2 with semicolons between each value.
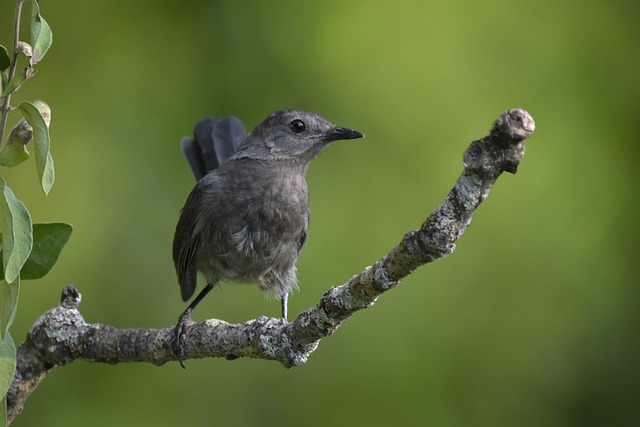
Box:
6;108;535;424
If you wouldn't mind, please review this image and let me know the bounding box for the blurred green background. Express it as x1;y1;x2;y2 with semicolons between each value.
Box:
2;0;639;425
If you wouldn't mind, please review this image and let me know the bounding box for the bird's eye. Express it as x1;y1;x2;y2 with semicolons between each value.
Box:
289;119;306;133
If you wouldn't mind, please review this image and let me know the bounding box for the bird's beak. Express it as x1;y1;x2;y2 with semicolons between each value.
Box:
325;127;365;142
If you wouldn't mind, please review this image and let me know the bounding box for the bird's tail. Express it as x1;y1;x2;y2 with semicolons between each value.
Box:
179;116;247;181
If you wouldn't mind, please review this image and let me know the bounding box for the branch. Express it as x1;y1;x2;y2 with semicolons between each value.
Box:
6;108;535;424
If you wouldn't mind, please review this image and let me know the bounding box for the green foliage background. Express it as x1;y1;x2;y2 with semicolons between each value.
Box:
1;0;639;425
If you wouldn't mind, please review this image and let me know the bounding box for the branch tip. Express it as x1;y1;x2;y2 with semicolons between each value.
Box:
489;109;535;144
60;285;81;308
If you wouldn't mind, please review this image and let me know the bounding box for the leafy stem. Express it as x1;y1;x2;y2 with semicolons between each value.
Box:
0;0;26;150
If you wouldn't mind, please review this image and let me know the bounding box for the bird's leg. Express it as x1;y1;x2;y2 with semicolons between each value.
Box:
281;292;288;322
174;282;214;368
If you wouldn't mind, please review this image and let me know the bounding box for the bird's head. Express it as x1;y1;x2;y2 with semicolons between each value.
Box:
236;110;364;163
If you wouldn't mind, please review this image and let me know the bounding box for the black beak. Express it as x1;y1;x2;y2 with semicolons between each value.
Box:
325;127;365;142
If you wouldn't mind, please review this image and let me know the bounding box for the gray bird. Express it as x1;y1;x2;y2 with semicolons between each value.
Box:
173;109;364;366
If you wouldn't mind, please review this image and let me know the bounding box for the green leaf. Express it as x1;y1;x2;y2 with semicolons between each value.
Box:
0;45;9;97
0;332;16;402
0;179;32;283
0;280;18;340
0;119;32;167
20;223;72;280
0;70;7;97
17;101;53;195
0;46;9;72
30;1;52;64
0;66;36;99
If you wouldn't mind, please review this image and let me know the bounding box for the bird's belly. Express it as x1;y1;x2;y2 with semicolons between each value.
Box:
196;221;302;297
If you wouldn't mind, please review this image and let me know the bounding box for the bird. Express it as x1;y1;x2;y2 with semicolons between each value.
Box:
172;109;364;366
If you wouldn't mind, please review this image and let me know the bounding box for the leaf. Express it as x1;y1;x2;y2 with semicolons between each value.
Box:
0;66;36;99
30;0;52;65
20;223;72;280
17;101;54;195
0;45;9;72
0;70;7;98
0;119;32;167
0;179;32;283
31;100;51;127
0;332;16;402
0;280;19;340
0;45;8;97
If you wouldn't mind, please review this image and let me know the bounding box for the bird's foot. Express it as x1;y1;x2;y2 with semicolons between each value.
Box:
281;293;288;323
174;310;193;369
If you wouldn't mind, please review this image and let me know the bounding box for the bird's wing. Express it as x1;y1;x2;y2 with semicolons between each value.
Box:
173;187;202;302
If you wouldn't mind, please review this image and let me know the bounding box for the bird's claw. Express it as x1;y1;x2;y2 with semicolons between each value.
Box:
174;311;193;369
